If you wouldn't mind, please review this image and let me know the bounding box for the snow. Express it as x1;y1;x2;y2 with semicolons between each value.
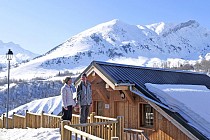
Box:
1;19;210;139
7;93;76;117
145;83;210;138
0;128;61;140
0;40;38;66
1;93;77;140
9;95;61;116
0;95;62;140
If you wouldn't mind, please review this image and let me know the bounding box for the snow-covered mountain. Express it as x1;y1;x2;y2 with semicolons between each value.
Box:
0;76;78;115
0;40;39;69
0;78;63;115
1;19;210;79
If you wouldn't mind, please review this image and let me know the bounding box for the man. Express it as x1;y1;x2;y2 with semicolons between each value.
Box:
76;73;92;124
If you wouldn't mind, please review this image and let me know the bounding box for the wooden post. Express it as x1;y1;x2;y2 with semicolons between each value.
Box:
24;110;28;128
90;112;95;135
61;120;70;140
41;111;44;128
116;116;124;140
108;124;111;140
12;112;15;128
2;114;5;128
0;114;2;128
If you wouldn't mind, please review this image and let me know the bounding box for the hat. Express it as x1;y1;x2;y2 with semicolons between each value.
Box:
81;73;87;78
63;77;71;84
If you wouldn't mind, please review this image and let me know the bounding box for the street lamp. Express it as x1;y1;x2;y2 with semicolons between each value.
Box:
6;49;13;129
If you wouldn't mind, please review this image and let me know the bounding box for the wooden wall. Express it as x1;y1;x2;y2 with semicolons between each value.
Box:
90;77;191;140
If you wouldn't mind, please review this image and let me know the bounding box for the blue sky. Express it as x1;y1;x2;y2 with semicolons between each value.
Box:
0;0;209;54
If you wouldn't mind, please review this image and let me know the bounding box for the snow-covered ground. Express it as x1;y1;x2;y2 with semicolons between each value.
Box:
1;93;78;140
0;96;62;140
0;128;60;140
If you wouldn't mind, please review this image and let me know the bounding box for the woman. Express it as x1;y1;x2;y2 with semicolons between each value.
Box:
61;76;75;122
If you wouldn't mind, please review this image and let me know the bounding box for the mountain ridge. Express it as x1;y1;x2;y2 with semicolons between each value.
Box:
0;40;39;69
1;19;210;79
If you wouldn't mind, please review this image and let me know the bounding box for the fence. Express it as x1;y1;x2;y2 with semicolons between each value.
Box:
0;111;148;140
0;111;122;139
0;110;61;129
61;112;123;140
124;128;149;140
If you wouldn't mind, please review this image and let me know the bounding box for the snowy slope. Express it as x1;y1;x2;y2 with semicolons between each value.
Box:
0;78;63;115
7;92;77;117
8;95;62;116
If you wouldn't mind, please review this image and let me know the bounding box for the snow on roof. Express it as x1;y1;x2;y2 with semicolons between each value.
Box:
145;83;210;138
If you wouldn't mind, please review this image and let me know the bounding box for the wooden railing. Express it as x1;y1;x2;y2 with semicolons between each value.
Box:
61;121;105;140
0;110;62;129
26;111;41;128
0;114;13;129
0;111;148;140
13;113;25;128
41;112;61;128
61;112;124;140
124;128;149;140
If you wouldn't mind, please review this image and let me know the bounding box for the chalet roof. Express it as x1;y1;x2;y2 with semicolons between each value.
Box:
92;61;210;101
91;61;210;87
76;61;210;139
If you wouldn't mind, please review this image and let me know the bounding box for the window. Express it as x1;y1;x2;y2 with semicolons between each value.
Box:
139;104;154;128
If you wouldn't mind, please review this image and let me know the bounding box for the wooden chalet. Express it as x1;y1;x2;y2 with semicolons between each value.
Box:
74;61;210;140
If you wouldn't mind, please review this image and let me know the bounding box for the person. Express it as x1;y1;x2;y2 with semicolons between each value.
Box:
76;73;92;124
61;76;75;122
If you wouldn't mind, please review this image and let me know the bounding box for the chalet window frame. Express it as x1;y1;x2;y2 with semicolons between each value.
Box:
138;103;154;128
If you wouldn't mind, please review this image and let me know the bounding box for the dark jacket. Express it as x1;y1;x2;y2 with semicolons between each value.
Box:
76;81;92;105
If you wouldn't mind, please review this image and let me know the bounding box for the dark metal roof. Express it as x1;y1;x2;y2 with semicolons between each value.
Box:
89;61;209;139
92;61;210;88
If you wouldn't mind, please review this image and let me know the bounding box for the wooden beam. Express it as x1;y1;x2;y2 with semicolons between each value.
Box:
87;71;98;83
106;84;113;91
92;71;96;77
115;86;129;90
93;67;116;90
96;89;109;104
92;83;106;90
91;76;103;84
123;90;135;105
105;84;109;89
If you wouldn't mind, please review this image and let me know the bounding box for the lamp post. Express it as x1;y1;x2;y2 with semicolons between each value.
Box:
6;49;13;129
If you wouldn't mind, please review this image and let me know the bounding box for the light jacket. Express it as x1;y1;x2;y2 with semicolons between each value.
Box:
61;84;76;108
76;81;92;105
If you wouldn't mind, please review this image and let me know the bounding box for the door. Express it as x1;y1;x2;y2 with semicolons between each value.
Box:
94;101;104;116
